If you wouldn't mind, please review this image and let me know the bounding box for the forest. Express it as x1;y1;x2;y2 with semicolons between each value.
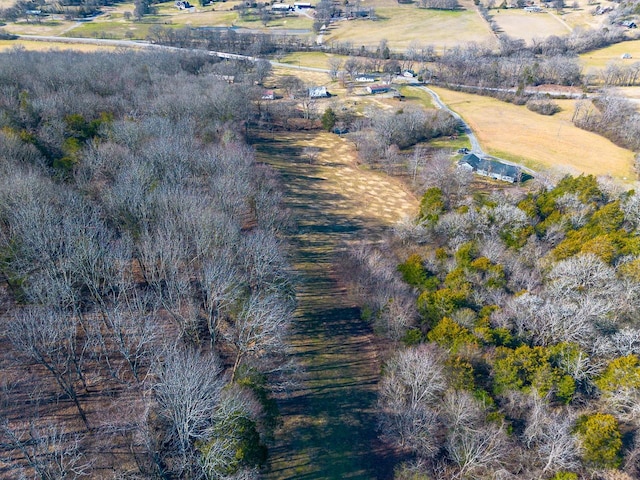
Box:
1;37;640;480
346;167;640;478
0;48;293;479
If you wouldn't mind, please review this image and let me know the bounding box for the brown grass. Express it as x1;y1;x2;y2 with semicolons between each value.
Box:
431;87;636;181
489;9;569;44
323;0;496;50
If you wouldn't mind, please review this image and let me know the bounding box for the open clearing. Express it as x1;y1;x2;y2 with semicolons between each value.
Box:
323;0;495;50
430;87;636;180
254;130;416;479
278;52;348;70
489;10;569;44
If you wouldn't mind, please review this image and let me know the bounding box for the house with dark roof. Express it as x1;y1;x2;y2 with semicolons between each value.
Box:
459;153;531;183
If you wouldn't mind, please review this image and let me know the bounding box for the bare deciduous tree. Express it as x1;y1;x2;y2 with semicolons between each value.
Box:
5;307;89;428
222;293;293;381
153;347;225;473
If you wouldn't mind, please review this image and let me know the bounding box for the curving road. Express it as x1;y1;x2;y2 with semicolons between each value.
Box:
418;85;483;155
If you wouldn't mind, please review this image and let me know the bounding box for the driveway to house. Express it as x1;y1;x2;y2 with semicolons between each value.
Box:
418;84;484;155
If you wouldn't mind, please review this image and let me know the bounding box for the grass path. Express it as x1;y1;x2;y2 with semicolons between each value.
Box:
253;131;416;479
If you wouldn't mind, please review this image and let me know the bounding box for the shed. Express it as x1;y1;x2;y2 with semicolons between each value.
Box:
367;84;390;94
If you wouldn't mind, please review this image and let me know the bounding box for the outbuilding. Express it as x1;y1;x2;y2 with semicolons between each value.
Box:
367;84;390;94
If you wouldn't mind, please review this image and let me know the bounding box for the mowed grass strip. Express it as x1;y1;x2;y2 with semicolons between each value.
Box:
430;87;635;180
324;0;495;50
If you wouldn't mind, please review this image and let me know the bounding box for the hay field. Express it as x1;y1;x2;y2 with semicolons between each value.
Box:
489;10;569;44
3;19;76;36
430;87;635;180
324;0;495;50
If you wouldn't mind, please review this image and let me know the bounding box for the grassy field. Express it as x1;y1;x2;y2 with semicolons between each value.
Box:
3;18;76;36
278;51;348;69
580;39;640;74
323;0;495;51
255;131;416;479
430;87;636;180
399;85;435;109
489;9;569;43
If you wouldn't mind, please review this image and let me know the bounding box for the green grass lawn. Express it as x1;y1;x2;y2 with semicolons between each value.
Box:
400;85;434;109
279;51;349;69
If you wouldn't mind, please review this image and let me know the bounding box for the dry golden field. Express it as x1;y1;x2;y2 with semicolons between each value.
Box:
430;87;636;181
323;0;496;51
580;39;640;74
489;9;569;44
486;0;618;44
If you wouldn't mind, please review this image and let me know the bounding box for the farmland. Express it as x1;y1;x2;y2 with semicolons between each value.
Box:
430;86;636;180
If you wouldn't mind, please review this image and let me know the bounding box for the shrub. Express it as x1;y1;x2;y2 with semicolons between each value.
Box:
574;413;622;469
398;254;428;288
526;98;561;116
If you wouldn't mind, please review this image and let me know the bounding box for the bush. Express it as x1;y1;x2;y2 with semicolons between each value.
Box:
398;254;429;288
575;413;623;469
526;98;561;116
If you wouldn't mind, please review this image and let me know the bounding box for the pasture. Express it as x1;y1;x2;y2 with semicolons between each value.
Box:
323;0;495;51
580;39;640;73
489;9;569;44
430;87;636;181
278;51;348;69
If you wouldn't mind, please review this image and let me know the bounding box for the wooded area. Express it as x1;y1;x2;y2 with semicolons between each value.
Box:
0;49;293;479
347;171;640;479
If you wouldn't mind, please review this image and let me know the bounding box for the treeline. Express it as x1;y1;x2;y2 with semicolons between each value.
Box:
0;49;293;479
1;0;121;19
354;171;640;478
572;91;640;152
